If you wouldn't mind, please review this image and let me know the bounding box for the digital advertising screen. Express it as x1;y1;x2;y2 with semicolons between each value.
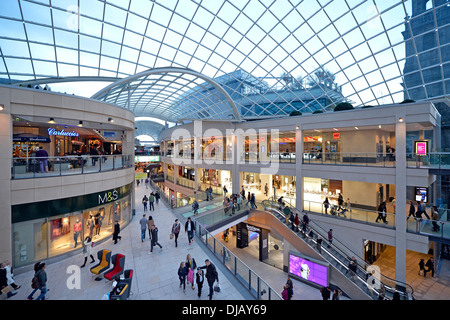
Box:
415;187;428;203
414;140;428;156
288;252;328;287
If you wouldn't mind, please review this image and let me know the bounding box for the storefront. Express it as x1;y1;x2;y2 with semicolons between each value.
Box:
241;172;296;202
11;183;133;268
12;120;123;159
198;168;232;191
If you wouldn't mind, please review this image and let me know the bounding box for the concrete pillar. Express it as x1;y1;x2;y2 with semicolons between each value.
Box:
395;114;407;284
0;87;12;264
231;131;240;195
295;126;303;211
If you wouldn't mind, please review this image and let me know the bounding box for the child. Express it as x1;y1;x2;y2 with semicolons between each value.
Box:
178;262;188;293
196;267;205;299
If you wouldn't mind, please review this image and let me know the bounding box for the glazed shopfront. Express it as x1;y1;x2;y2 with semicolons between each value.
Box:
12;183;133;268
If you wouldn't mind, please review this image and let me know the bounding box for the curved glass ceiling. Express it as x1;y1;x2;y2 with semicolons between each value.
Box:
1;0;449;127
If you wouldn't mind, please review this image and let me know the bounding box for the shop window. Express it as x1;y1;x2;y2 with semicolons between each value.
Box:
48;212;83;258
13;218;47;268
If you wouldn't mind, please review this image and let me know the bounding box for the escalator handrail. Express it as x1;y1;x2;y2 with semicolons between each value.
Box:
261;199;415;300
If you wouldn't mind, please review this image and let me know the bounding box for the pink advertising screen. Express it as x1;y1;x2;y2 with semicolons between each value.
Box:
415;141;428;155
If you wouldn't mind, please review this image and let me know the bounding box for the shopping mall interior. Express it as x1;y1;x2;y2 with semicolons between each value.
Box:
1;0;450;302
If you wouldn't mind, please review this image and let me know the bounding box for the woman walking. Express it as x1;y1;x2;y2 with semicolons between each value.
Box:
80;236;95;268
171;219;181;247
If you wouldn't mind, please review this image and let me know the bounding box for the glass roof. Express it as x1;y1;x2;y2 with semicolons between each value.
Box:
1;0;449;133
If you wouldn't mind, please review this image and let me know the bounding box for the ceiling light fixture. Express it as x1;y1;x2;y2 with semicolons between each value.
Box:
78;121;83;127
49;118;55;124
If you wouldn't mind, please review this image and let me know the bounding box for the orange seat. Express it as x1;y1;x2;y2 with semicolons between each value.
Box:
90;250;111;276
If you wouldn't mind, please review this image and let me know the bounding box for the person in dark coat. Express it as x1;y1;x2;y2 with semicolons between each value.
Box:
113;221;121;244
195;267;205;299
149;225;162;253
199;259;219;300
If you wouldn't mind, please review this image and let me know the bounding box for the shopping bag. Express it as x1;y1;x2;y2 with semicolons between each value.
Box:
170;233;174;240
1;286;11;295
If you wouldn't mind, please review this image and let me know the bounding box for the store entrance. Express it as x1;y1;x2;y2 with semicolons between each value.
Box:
235;222;284;269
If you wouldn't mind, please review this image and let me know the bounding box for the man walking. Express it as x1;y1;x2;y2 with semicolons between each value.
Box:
149;225;162;253
139;214;148;242
149;192;155;211
199;259;219;300
185;217;195;245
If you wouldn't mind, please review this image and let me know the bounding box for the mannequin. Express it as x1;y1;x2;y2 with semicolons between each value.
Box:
73;219;82;248
80;236;95;268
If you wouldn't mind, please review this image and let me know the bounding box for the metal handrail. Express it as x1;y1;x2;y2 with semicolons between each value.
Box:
195;221;282;300
261;199;415;300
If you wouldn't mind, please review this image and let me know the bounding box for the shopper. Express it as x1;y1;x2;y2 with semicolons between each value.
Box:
171;219;181;247
264;183;269;196
142;195;148;212
178;262;188;293
35;146;49;173
147;215;155;240
323;197;330;214
407;200;416;220
1;260;20;291
80;236;95;268
155;191;160;205
316;235;322;253
337;193;344;211
424;258;435;278
196;267;205;299
223;185;228;198
35;262;48;300
320;286;331;300
186;254;197;290
431;206;440;232
285;275;293;300
294;213;299;232
113;221;121;244
145;178;149;189
199;259;219;300
192;199;199;215
0;263;17;298
327;229;333;247
185;217;195;245
332;289;341;300
149;224;162;253
418;259;425;276
139;214;148;242
26;262;42;300
149;192;155;211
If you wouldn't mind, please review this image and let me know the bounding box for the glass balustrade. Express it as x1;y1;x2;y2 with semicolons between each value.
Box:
12;154;133;179
196;222;282;300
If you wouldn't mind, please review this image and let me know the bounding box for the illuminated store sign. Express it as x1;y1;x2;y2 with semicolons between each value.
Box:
135;156;160;162
48;127;79;137
98;190;119;204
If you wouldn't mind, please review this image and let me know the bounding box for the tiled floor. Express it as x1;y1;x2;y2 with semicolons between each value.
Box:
7;184;248;301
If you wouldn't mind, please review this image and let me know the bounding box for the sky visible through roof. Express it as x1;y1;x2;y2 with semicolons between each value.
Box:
0;0;447;127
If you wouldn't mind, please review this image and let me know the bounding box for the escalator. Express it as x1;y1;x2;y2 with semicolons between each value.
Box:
259;199;415;300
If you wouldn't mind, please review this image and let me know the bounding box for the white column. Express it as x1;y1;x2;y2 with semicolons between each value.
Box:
0;89;12;263
395;114;407;285
231;132;240;195
295;126;303;211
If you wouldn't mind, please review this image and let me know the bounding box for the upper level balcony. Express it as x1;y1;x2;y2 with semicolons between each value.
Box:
11;154;133;179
